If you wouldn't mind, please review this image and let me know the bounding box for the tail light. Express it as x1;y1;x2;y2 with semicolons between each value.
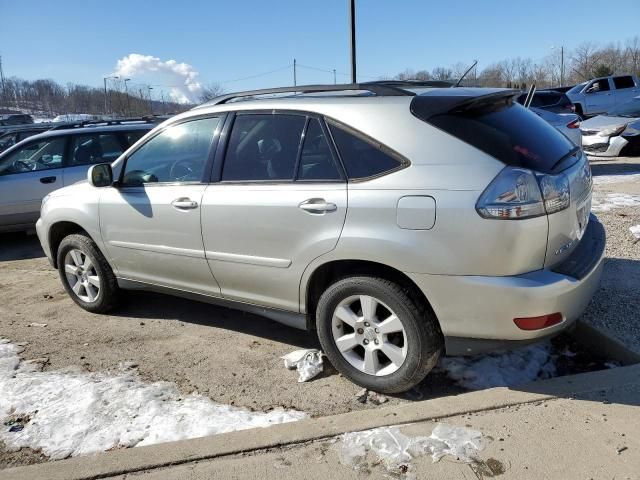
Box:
566;119;580;129
476;167;570;219
514;313;563;330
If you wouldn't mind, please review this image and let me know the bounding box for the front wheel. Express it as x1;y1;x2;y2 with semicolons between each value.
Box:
57;233;120;313
316;276;442;394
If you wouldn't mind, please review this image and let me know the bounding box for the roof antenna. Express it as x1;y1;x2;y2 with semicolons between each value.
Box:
454;60;478;87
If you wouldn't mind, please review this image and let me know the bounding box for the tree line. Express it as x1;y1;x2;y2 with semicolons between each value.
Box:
1;36;639;118
393;37;640;89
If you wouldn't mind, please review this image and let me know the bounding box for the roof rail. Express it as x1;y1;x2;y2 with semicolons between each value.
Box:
196;83;415;108
48;116;161;130
363;80;455;88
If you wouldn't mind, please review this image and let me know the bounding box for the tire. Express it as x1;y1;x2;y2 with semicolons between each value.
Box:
57;233;120;313
316;276;443;394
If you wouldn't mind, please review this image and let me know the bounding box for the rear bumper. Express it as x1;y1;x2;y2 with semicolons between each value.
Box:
582;134;628;157
407;217;606;355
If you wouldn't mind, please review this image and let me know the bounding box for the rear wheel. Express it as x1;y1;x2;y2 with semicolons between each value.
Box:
316;276;442;393
57;233;120;313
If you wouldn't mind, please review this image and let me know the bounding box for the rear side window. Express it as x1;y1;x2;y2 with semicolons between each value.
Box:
222;114;306;182
328;122;403;180
298;118;342;181
71;133;124;165
414;96;575;173
613;76;635;89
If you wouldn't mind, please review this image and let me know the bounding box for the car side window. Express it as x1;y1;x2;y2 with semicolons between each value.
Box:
328;121;404;180
0;137;66;176
613;76;635;89
297;118;342;181
70;133;124;166
588;79;610;93
124;130;147;146
222;114;306;182
121;117;219;186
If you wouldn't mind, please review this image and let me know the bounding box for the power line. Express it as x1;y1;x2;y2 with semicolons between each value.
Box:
219;64;293;84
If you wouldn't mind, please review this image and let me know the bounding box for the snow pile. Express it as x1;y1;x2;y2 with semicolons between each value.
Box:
113;53;203;104
338;424;484;476
631;225;640;240
0;338;307;459
591;192;640;212
592;173;640;185
281;349;324;382
437;342;556;390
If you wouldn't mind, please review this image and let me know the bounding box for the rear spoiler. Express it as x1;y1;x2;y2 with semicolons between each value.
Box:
410;90;518;121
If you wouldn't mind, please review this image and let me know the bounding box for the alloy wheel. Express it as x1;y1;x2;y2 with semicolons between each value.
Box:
64;249;101;303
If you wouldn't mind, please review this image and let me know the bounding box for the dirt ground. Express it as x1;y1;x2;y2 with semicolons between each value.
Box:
1;157;639;469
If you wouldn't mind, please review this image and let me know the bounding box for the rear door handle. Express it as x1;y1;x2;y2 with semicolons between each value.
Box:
299;198;337;214
171;198;198;210
40;176;56;184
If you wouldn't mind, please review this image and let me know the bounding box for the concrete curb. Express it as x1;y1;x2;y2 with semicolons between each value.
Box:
573;319;640;365
4;362;640;480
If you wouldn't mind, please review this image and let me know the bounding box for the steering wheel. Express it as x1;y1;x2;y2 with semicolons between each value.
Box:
12;159;34;173
169;158;197;181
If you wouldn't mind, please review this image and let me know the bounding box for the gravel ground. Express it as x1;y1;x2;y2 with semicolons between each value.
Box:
583;158;640;354
0;156;638;469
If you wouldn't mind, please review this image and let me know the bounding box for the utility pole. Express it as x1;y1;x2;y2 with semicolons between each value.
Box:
349;0;357;83
147;86;153;114
0;55;6;97
160;90;166;115
561;46;564;87
333;69;337;84
124;78;131;117
103;75;118;116
293;58;297;86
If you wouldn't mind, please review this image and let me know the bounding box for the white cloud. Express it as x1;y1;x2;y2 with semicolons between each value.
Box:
113;53;203;104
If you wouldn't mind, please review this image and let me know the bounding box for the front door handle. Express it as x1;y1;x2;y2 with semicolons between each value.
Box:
171;198;198;210
40;176;56;184
299;198;337;214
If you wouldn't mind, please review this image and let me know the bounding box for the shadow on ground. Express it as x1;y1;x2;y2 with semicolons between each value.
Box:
591;160;640;176
0;232;44;261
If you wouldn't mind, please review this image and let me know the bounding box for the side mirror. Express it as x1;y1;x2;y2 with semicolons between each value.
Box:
88;163;113;187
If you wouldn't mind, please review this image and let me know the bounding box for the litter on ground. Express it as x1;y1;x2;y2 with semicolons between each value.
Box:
338;424;485;476
0;338;307;459
281;349;324;382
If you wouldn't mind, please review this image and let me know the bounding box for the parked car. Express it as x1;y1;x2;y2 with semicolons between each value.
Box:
0;125;58;154
0;113;34;126
530;107;582;146
516;90;575;114
566;75;640;118
0;122;154;232
580;96;640;157
36;83;604;393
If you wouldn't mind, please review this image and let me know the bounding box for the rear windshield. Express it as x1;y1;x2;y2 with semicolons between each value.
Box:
413;96;575;173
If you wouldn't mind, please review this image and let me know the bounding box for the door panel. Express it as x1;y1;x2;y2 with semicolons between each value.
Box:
200;183;346;311
585;79;614;114
0;168;63;228
100;184;220;295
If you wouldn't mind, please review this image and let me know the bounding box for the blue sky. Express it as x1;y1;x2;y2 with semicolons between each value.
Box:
1;0;639;97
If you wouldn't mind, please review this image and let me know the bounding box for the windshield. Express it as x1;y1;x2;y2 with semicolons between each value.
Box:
607;99;640;118
567;82;587;94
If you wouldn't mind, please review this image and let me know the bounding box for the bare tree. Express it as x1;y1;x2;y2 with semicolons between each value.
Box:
199;83;224;102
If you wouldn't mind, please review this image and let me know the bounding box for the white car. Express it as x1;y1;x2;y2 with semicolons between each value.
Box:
580;97;640;157
566;75;640;118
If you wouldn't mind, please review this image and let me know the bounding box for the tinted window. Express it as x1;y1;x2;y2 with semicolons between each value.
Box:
416;97;575;173
124;130;147;146
0;132;19;151
71;133;124;165
588;79;610;92
328;122;402;179
613;76;635;89
122;117;218;185
0;137;67;175
298;119;342;181
222;114;305;181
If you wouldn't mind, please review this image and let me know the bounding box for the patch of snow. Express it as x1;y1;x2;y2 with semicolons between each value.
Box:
338;424;484;476
591;192;640;212
281;349;323;382
0;338;307;460
592;173;640;185
437;342;556;390
630;225;640;240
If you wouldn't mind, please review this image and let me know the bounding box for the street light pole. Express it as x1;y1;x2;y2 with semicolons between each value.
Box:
561;46;564;87
293;58;297;86
349;0;357;83
124;78;131;116
147;86;153;115
103;75;118;116
333;69;337;84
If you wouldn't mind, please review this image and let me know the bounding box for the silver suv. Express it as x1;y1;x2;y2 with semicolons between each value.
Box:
36;83;605;393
